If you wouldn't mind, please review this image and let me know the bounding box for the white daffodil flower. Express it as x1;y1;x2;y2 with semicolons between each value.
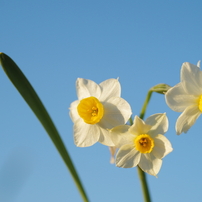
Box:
110;113;173;176
165;61;202;135
69;78;132;147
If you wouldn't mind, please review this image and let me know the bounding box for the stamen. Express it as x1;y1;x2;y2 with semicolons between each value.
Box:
134;134;154;153
139;138;148;147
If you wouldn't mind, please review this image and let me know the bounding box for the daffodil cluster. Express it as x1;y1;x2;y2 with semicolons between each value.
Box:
69;78;173;176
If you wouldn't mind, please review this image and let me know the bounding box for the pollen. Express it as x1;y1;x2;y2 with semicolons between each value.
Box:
134;134;154;153
77;96;104;124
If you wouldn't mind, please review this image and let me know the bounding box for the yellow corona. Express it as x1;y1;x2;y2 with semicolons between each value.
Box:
134;134;154;153
198;95;202;112
77;96;104;124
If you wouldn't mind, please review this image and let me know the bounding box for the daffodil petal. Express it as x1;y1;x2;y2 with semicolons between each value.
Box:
145;113;168;137
110;125;134;147
99;78;121;101
129;116;151;135
76;78;102;100
176;105;201;135
69;100;80;122
181;62;202;94
165;83;196;112
73;121;100;147
152;134;173;159
98;97;132;129
98;127;115;146
139;153;162;177
116;145;141;168
197;60;201;68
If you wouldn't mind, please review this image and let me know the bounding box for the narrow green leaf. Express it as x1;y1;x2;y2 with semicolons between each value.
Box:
0;52;89;202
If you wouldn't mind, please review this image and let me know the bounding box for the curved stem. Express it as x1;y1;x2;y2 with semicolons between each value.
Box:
139;90;153;120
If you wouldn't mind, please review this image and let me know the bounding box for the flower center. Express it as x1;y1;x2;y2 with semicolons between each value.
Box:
77;96;104;124
198;95;202;112
134;134;154;153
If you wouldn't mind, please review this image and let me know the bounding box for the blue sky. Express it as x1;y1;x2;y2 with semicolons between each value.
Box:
0;1;202;202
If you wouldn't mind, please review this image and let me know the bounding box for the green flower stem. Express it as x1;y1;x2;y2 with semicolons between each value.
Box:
0;53;89;202
130;90;153;202
138;90;153;202
137;166;151;202
139;90;153;120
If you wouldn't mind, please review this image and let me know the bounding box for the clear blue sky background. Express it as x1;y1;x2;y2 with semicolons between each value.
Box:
0;1;202;202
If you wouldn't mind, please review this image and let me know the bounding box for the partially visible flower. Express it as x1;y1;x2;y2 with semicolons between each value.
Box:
110;113;173;176
69;78;132;147
165;61;202;135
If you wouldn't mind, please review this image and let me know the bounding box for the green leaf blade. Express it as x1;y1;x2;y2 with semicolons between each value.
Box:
0;52;89;202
